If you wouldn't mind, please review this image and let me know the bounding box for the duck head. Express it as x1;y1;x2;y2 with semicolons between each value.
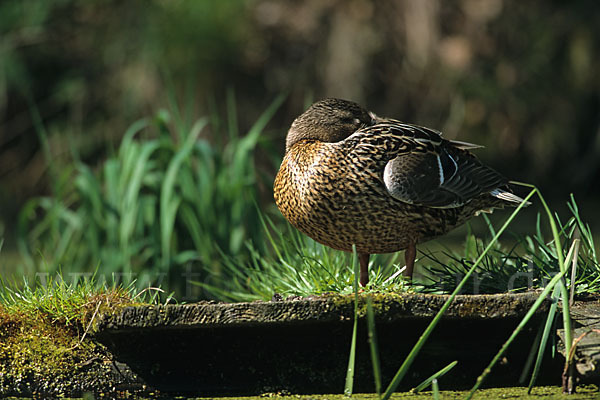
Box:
285;98;376;152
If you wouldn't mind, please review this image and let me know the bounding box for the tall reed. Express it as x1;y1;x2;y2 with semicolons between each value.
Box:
18;94;285;296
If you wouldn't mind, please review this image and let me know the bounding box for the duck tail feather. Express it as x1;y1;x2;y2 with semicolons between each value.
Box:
450;139;485;150
490;188;531;206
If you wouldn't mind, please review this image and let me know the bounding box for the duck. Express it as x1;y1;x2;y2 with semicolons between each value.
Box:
273;98;527;287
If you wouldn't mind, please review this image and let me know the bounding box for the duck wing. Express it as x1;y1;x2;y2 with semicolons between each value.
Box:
373;122;509;208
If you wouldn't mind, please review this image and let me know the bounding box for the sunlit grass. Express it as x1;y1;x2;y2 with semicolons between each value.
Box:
0;272;169;329
196;213;412;302
420;195;599;295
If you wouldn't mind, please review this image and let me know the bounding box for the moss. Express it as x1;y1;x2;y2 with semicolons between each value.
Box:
0;288;142;397
1;305;87;394
329;292;423;319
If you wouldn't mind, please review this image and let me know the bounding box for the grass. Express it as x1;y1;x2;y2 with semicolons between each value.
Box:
16;93;285;297
196;213;411;302
419;195;599;295
344;246;360;396
0;273;167;326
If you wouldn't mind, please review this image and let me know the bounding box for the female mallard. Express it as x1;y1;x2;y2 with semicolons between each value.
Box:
274;98;527;286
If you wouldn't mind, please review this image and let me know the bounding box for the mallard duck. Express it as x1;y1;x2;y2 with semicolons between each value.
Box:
274;98;527;286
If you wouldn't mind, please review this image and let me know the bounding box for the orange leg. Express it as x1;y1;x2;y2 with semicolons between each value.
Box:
359;253;370;287
404;243;416;279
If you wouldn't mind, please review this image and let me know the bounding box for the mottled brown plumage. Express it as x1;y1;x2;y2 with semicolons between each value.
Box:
274;98;527;286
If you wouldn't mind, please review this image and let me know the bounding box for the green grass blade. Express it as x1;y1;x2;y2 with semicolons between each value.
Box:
344;244;359;396
160;118;208;266
512;183;574;358
558;261;573;361
568;194;596;260
519;321;543;385
120;141;161;248
413;361;457;393
527;284;560;393
529;186;572;353
466;268;568;399
432;378;441;400
381;188;535;400
344;301;358;396
367;296;382;397
118;118;150;161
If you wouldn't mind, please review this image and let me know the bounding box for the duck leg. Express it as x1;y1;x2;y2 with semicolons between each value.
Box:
359;252;370;287
404;243;416;279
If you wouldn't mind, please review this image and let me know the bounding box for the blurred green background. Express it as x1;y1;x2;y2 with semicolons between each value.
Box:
1;0;599;299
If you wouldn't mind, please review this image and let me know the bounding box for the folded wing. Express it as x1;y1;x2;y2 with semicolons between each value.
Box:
379;122;511;208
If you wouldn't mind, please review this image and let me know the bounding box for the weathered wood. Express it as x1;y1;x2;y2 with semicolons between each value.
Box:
96;292;556;395
557;297;600;383
99;292;547;330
